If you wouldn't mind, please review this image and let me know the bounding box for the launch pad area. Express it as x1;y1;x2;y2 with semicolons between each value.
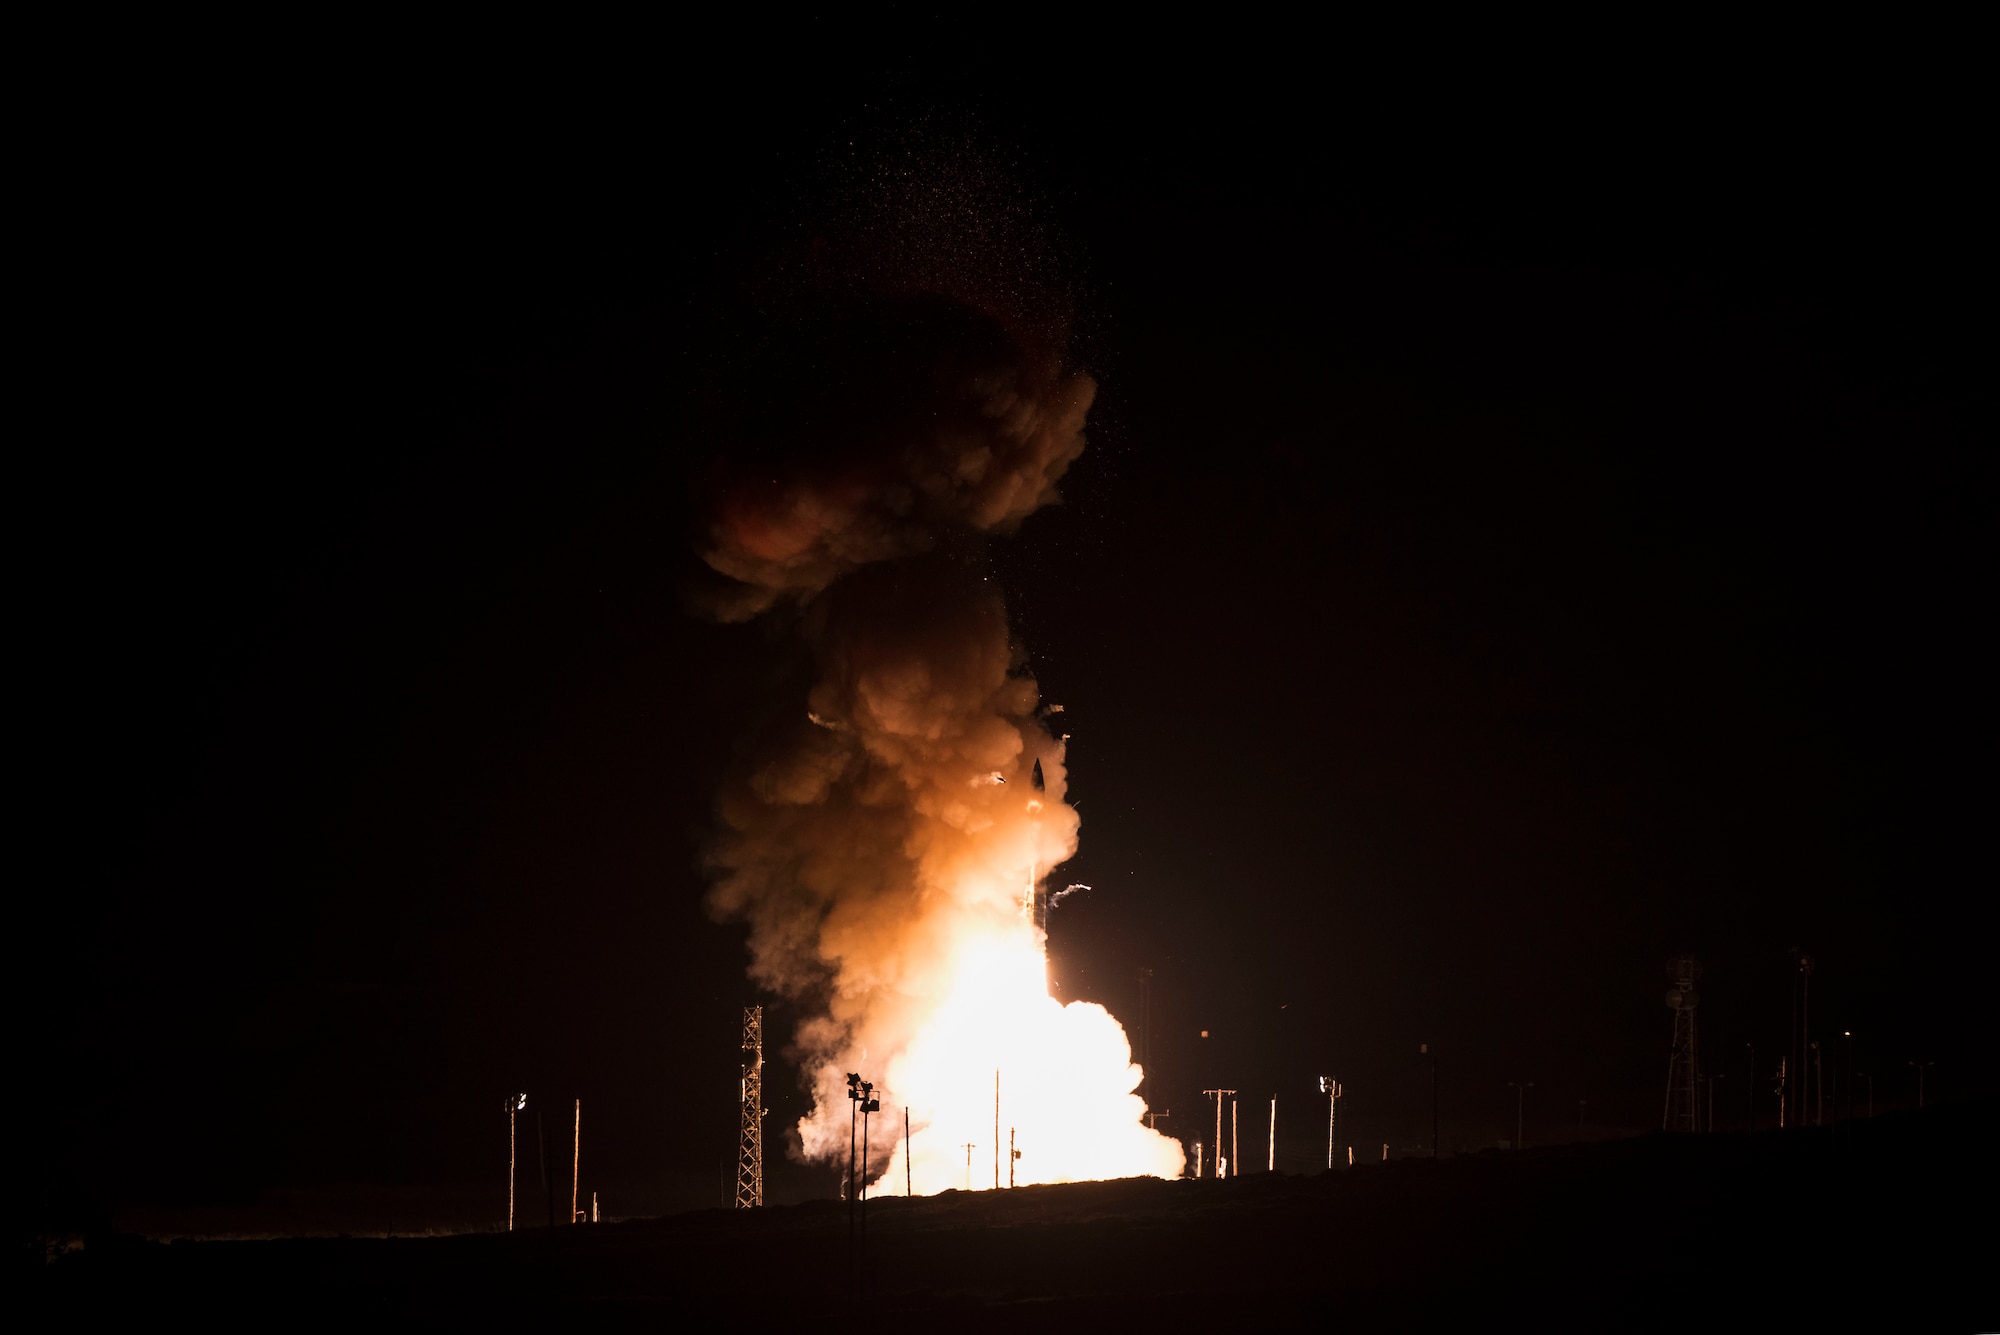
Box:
38;1102;1990;1331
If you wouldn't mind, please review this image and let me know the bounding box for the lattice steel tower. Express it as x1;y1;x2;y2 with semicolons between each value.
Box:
735;1005;764;1208
1662;955;1701;1132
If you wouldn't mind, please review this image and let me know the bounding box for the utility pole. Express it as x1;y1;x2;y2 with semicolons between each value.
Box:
1010;1127;1019;1188
1420;1044;1437;1158
538;1106;552;1229
1231;1097;1239;1181
1843;1032;1856;1124
1203;1089;1235;1178
859;1079;878;1276
845;1071;864;1297
1812;1041;1823;1126
1800;954;1814;1126
905;1108;912;1197
1318;1077;1342;1170
1508;1081;1534;1150
1746;1043;1756;1135
570;1099;581;1224
994;1070;1001;1191
505;1094;526;1231
1138;967;1153;1105
1268;1097;1276;1173
1800;947;1816;1127
1909;1061;1933;1108
961;1141;976;1191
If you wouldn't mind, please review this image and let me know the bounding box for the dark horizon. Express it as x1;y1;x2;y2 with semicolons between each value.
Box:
31;44;1989;1229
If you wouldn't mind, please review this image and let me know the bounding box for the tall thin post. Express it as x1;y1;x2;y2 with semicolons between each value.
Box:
1801;955;1813;1125
846;1072;860;1298
994;1070;1001;1191
1319;1077;1340;1168
1268;1097;1276;1173
1010;1127;1017;1188
1812;1042;1823;1127
1421;1044;1437;1158
962;1141;975;1191
1843;1033;1855;1125
1746;1044;1756;1134
1231;1098;1239;1180
1139;967;1153;1104
1203;1089;1234;1178
570;1099;581;1224
860;1091;871;1273
905;1107;912;1197
507;1095;523;1231
538;1108;552;1229
1509;1081;1533;1149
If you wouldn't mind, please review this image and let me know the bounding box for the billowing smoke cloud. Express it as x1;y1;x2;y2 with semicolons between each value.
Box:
693;156;1180;1190
697;315;1094;622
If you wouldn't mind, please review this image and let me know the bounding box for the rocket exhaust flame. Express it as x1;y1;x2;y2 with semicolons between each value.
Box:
692;172;1179;1193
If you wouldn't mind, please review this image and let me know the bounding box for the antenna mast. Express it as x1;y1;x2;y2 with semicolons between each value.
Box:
735;1006;765;1208
1663;955;1701;1132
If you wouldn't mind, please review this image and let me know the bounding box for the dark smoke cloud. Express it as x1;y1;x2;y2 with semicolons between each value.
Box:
687;143;1157;1182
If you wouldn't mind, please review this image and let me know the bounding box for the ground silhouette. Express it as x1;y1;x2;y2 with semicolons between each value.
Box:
38;1102;1991;1331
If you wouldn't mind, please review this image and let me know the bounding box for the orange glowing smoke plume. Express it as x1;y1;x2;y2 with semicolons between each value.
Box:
693;203;1180;1189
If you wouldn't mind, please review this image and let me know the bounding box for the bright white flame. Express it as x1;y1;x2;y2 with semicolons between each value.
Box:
823;913;1181;1195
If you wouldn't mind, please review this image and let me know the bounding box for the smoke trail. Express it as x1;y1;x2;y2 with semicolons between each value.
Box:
693;153;1179;1189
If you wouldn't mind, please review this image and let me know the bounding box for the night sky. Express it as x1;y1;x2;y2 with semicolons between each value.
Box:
36;46;1989;1226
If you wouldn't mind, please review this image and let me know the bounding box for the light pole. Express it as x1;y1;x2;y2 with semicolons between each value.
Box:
1420;1044;1437;1158
1138;967;1153;1105
1745;1044;1756;1134
1909;1061;1933;1108
1811;1041;1823;1126
1203;1089;1236;1178
506;1094;527;1231
859;1079;879;1279
1508;1081;1533;1150
846;1071;866;1301
1318;1077;1341;1170
1842;1032;1856;1124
